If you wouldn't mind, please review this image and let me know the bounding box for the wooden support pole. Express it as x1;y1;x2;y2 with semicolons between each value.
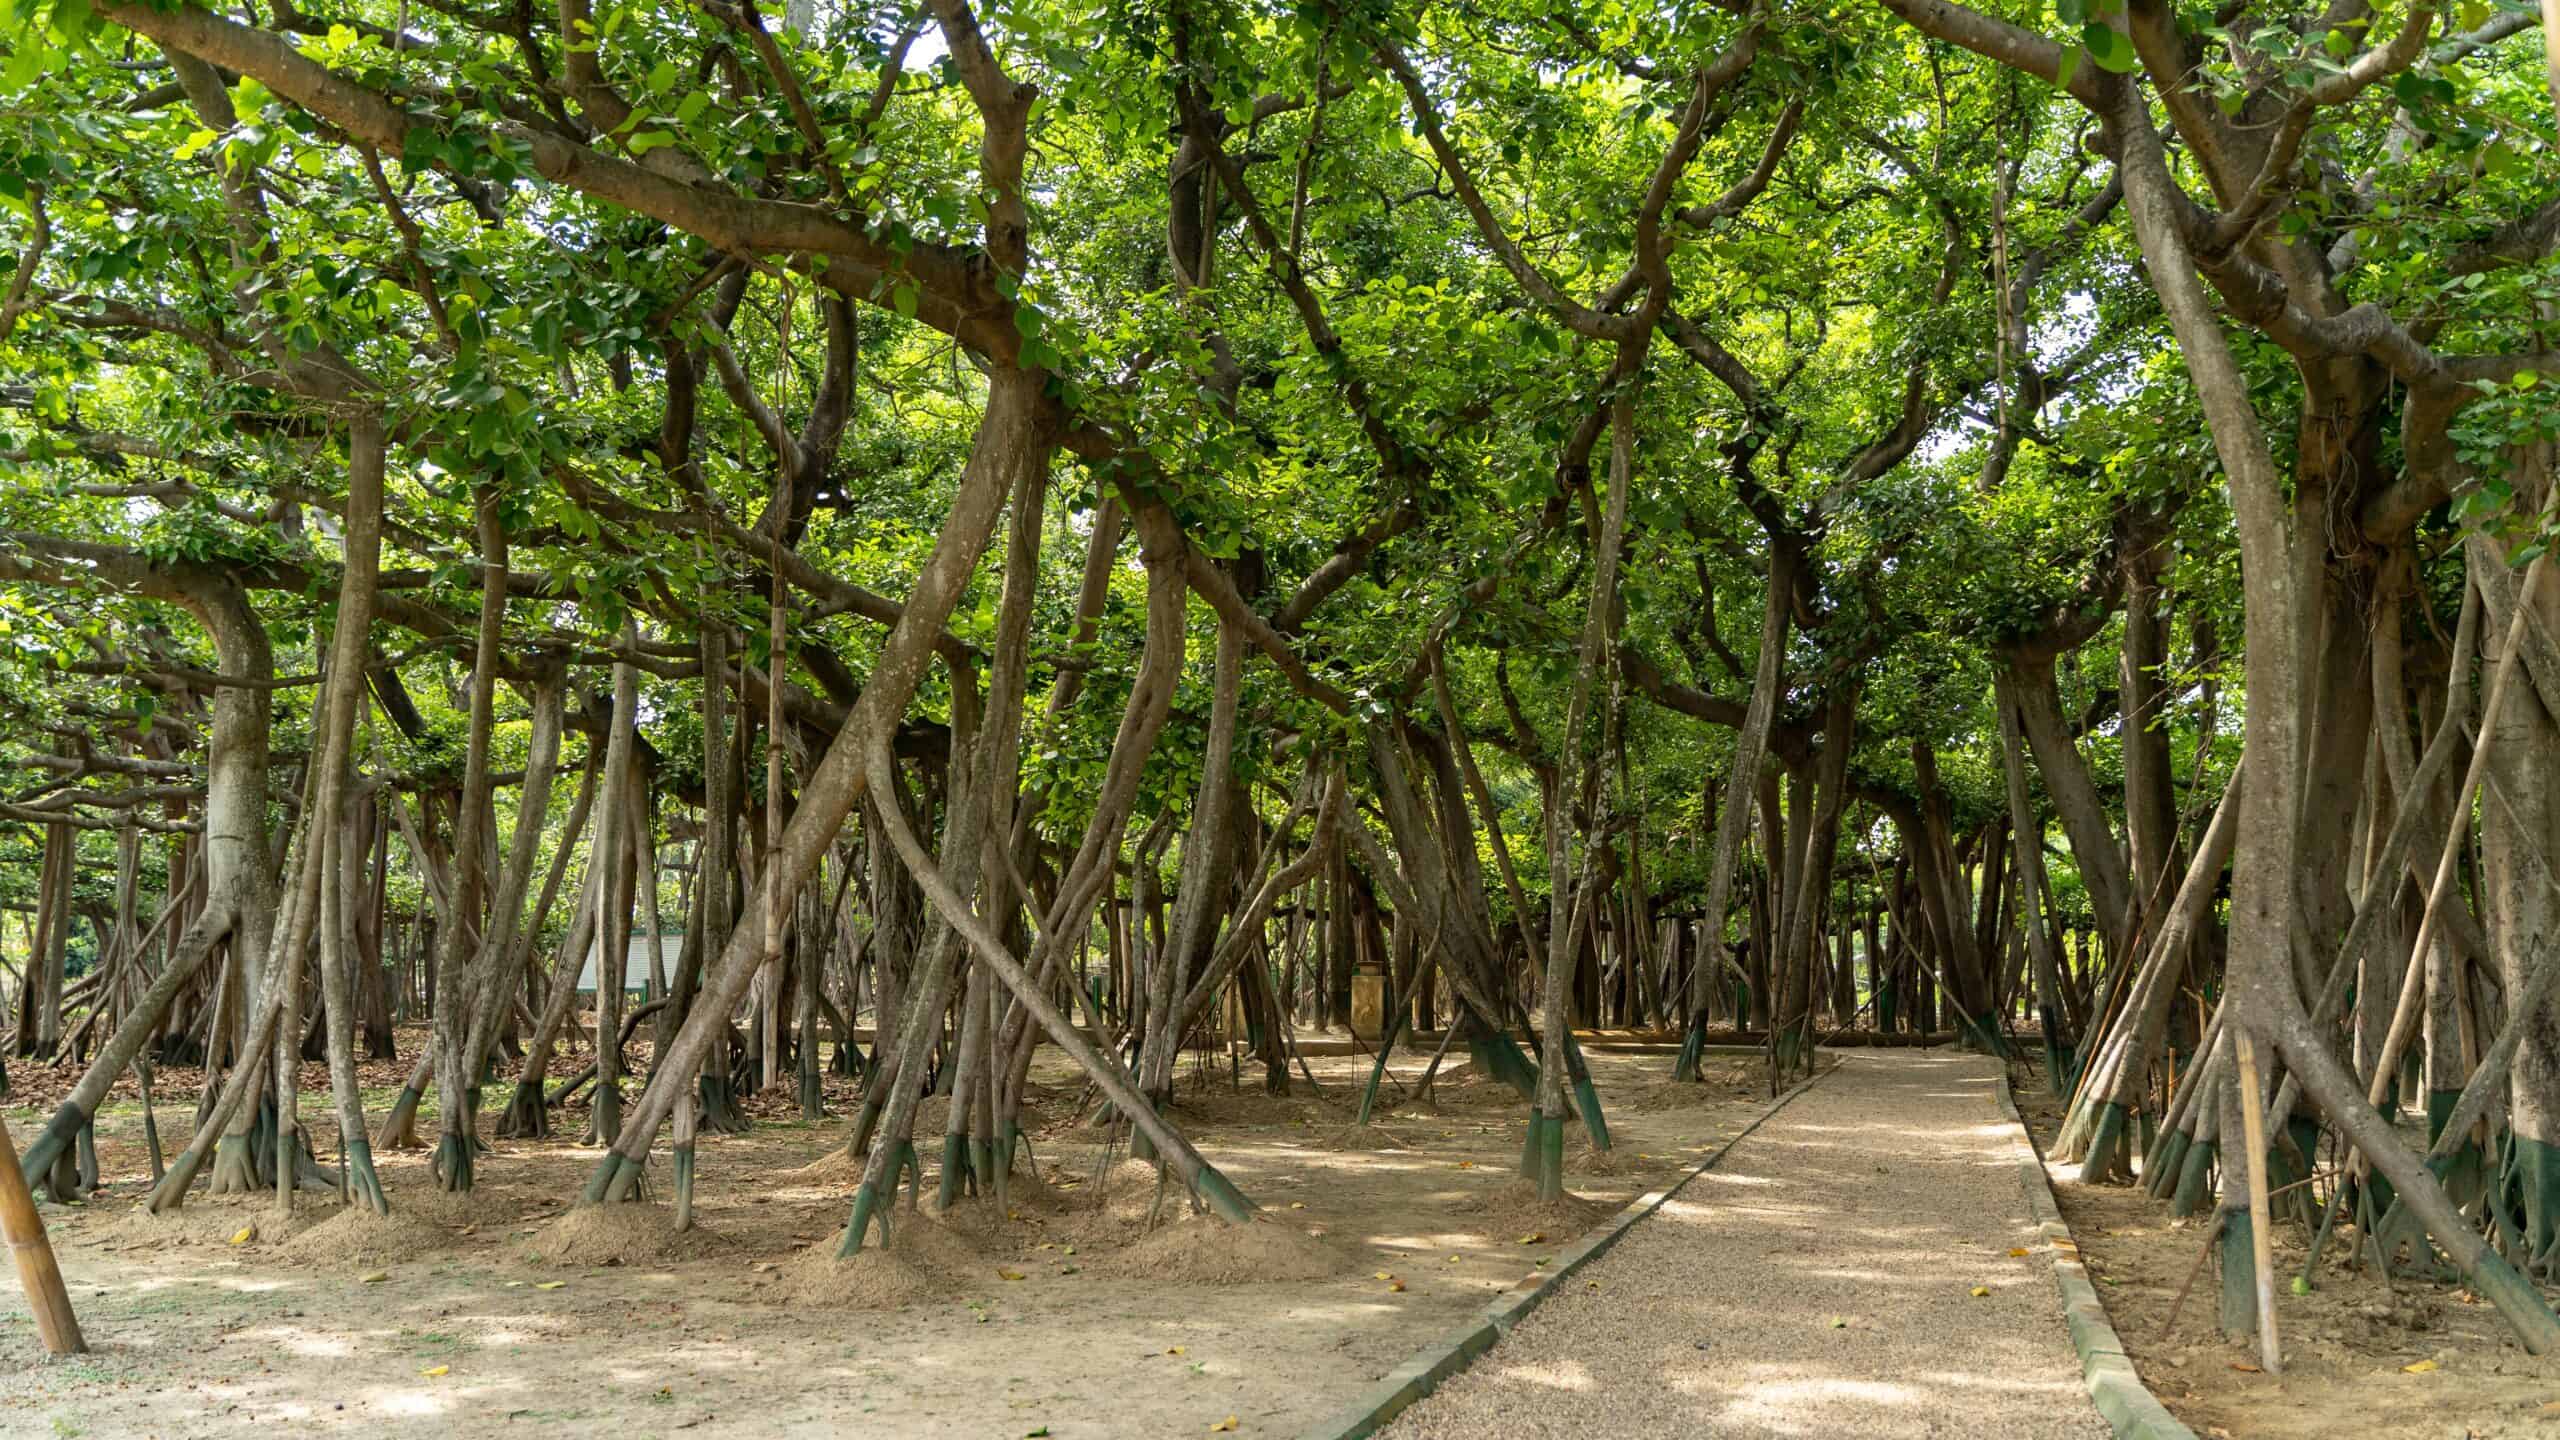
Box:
2233;1027;2281;1374
0;1110;86;1355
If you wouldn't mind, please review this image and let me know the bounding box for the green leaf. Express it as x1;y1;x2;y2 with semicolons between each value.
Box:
2080;24;2138;73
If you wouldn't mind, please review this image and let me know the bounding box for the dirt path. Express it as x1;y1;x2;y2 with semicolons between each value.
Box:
1383;1050;2111;1439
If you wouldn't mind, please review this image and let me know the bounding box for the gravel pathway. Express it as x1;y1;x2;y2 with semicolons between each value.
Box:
1380;1050;2110;1439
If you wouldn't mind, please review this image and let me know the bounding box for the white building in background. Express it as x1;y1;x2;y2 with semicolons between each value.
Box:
577;932;679;995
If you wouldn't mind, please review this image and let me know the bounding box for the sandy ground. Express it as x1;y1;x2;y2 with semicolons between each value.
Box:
1383;1050;2109;1439
0;1037;1773;1439
2018;1089;2560;1440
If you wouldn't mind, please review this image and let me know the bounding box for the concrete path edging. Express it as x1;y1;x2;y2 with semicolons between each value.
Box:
1293;1061;1840;1440
1997;1071;2200;1440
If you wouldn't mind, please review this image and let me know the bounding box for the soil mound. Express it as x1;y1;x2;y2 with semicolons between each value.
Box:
1084;1157;1185;1224
1565;1142;1638;1176
1453;1179;1617;1238
771;1218;983;1309
1316;1123;1411;1151
523;1203;718;1267
87;1202;332;1253
783;1146;867;1186
1092;1214;1350;1285
274;1206;453;1268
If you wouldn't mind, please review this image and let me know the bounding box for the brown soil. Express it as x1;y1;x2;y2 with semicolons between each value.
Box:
1453;1179;1618;1237
1091;1214;1351;1285
273;1206;456;1269
2019;1089;2560;1440
523;1202;722;1267
1564;1141;1638;1176
1317;1122;1412;1151
5;1034;1774;1440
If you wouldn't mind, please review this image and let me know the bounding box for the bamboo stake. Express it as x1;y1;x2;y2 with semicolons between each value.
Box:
2233;1027;2281;1374
0;1110;85;1355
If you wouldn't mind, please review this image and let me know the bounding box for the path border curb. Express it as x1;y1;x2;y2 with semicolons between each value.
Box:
1996;1071;2199;1440
1293;1060;1840;1440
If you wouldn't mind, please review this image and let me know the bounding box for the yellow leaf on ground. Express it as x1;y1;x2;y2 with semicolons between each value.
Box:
1446;1255;1461;1264
2403;1359;2438;1374
1516;1233;1545;1244
997;1270;1027;1281
2008;1248;2030;1257
1167;1347;1185;1356
229;1227;254;1246
1289;1202;1305;1210
1372;1272;1394;1281
360;1271;390;1284
1969;1286;1990;1297
535;1281;567;1291
421;1365;450;1378
1388;1280;1406;1292
1210;1417;1238;1432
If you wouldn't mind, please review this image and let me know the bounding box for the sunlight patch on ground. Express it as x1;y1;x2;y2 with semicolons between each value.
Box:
1486;1357;1595;1392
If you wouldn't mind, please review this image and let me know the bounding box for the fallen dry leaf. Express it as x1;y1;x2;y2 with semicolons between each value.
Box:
229;1227;254;1246
360;1271;389;1284
535;1281;567;1291
2229;1362;2260;1374
2402;1359;2438;1374
1516;1233;1546;1244
1970;1286;1991;1297
997;1269;1027;1282
2008;1247;2030;1257
421;1365;450;1378
1210;1417;1238;1433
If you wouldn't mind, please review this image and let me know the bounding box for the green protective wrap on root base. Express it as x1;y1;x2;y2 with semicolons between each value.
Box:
1536;1112;1566;1203
22;1102;86;1199
1194;1164;1254;1224
1471;1028;1540;1101
936;1131;971;1208
579;1147;642;1205
1673;1020;1706;1083
2464;1236;2560;1354
2218;1208;2256;1339
2170;1141;2215;1218
841;1181;883;1257
2081;1101;2133;1184
2146;1127;2190;1198
2516;1134;2560;1268
432;1130;475;1193
1563;1031;1610;1150
2422;1090;2484;1205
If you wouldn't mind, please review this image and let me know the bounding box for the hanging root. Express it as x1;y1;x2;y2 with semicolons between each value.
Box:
496;1077;549;1140
345;1137;390;1215
432;1128;476;1193
2081;1101;2136;1184
377;1084;427;1150
21;1103;89;1201
697;1069;751;1135
1674;1018;1706;1083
